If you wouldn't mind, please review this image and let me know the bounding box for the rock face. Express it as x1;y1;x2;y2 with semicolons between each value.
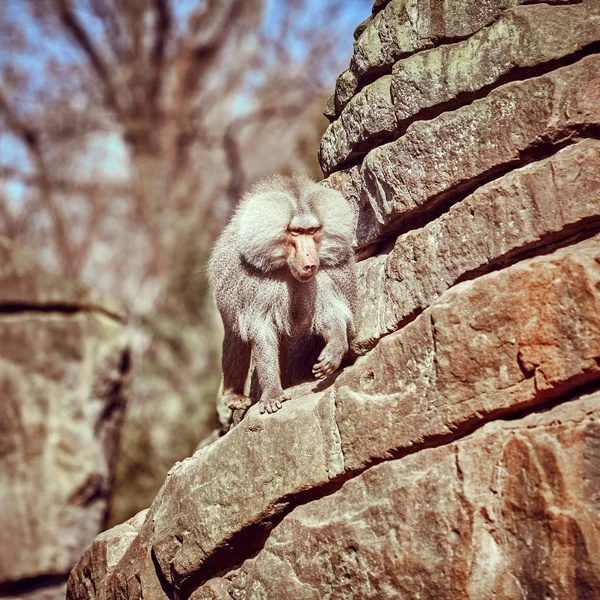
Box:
232;392;600;600
0;238;130;600
322;2;600;174
68;1;600;599
354;139;600;351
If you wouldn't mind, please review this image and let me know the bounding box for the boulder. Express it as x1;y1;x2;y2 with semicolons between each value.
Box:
227;391;600;599
354;139;600;350
0;238;129;599
68;235;600;598
66;510;147;600
327;55;600;245
333;0;575;116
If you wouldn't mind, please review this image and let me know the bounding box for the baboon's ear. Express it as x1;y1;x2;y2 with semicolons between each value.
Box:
314;188;356;265
236;191;293;272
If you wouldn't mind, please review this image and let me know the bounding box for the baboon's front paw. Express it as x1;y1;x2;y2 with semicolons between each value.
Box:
258;394;289;414
224;392;252;411
312;347;343;379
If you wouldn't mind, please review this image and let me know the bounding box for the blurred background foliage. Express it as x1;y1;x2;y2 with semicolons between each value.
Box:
0;0;370;526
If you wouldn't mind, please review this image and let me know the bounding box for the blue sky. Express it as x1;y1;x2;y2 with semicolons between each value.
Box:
263;0;371;56
0;0;372;192
1;0;372;93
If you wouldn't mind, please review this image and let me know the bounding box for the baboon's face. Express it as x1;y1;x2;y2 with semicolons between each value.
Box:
286;226;322;282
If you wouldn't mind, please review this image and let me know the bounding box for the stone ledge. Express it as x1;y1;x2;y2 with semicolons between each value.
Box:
226;390;600;599
338;235;600;470
354;139;600;351
325;54;600;248
321;1;600;175
332;0;576;117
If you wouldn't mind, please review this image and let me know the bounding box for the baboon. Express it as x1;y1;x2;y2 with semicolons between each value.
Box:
208;174;356;415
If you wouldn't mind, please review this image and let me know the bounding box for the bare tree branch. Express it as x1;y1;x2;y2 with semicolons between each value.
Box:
148;0;172;112
152;0;171;67
0;165;130;196
178;0;257;102
55;0;123;114
0;90;75;276
90;0;129;63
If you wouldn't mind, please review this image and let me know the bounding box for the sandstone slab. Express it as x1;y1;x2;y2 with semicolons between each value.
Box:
355;139;600;350
96;389;343;597
321;75;395;174
0;313;129;587
0;237;130;599
353;15;372;40
333;69;359;115
227;391;600;599
391;2;600;128
323;94;336;122
328;54;600;246
67;510;147;600
43;1;600;598
322;1;600;174
334;0;574;115
339;235;600;471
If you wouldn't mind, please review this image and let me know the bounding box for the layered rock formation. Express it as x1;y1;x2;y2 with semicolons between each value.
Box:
68;1;600;598
0;238;130;600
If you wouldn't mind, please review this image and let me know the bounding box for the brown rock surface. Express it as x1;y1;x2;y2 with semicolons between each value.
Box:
391;2;600;127
321;75;395;174
227;391;600;599
74;388;342;598
333;0;575;115
355;139;600;350
353;15;372;40
66;510;147;600
339;235;600;470
321;1;600;173
323;94;336;122
68;235;600;599
328;54;600;245
0;237;130;599
333;69;359;115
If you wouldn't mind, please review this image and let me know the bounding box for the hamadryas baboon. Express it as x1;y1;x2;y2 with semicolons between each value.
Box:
208;174;356;414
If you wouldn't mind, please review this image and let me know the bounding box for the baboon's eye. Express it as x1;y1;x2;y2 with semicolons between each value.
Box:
288;227;320;236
